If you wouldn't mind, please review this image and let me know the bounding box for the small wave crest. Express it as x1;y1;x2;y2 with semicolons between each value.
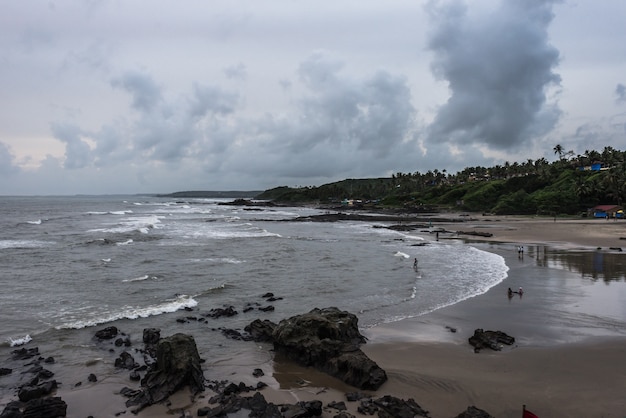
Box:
394;251;410;258
0;240;54;249
8;334;32;347
27;219;42;225
122;275;157;283
55;295;198;330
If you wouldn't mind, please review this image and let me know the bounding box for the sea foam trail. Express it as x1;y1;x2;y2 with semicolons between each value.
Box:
55;295;198;330
8;335;32;347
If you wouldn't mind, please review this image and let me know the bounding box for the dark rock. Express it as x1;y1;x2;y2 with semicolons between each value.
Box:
454;405;495;418
119;386;142;398
43;357;54;364
372;395;430;417
261;292;274;298
281;401;323;418
18;380;58;402
256;381;268;390
94;326;119;340
333;412;356;418
468;329;515;352
270;307;387;390
327;401;347;410
11;347;39;360
205;306;238;318
114;336;131;347
124;333;204;412
36;369;54;380
0;368;13;376
259;305;275;312
143;328;161;345
0;401;23;418
345;392;367;402
87;374;97;383
130;370;141;381
22;397;67;418
220;328;253;341
244;319;277;342
253;368;264;377
114;351;138;369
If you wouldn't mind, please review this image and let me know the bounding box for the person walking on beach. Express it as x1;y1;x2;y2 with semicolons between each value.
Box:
413;258;418;270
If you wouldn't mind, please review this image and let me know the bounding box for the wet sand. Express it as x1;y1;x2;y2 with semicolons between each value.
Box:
9;216;626;417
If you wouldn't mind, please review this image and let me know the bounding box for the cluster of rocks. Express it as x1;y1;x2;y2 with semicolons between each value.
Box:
176;293;282;326
0;346;67;418
1;304;505;417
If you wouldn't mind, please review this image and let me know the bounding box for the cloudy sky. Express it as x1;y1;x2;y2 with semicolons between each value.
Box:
1;0;625;195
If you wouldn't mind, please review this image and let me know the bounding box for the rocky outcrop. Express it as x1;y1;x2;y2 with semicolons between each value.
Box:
455;405;495;418
468;329;515;352
247;307;387;390
124;333;205;412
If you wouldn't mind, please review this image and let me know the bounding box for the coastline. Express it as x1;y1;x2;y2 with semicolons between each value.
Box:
357;216;626;417
259;216;626;417
5;215;626;417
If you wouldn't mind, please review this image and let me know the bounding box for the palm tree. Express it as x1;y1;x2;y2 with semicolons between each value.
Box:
553;144;564;160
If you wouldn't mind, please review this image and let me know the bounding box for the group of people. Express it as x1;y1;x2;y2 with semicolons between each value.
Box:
517;245;524;257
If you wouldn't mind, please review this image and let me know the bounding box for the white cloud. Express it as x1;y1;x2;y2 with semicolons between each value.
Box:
0;0;624;195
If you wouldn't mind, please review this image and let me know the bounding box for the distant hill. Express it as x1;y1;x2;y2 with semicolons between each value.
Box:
157;190;262;198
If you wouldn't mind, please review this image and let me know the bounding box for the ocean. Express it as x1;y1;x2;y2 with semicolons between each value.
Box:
1;195;625;404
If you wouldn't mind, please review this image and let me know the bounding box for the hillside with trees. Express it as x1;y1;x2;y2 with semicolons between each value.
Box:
256;146;626;216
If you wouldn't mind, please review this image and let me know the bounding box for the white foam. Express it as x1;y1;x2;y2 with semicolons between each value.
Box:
55;295;198;330
394;251;410;258
116;239;133;246
27;219;42;225
88;215;162;234
8;334;32;347
0;240;54;249
122;275;157;282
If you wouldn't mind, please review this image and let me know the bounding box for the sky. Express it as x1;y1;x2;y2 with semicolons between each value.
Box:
1;0;625;195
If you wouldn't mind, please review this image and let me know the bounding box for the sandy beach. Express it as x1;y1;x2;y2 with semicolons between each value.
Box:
14;216;626;417
264;216;626;418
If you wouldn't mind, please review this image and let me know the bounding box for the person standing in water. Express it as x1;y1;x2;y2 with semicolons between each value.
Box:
413;258;418;270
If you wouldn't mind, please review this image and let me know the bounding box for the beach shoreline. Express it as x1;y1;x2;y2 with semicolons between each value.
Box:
4;215;626;417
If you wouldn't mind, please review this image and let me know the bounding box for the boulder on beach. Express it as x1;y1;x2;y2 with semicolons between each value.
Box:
124;333;205;412
249;307;387;390
468;329;515;352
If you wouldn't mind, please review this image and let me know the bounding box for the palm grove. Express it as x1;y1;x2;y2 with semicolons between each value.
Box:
258;146;626;216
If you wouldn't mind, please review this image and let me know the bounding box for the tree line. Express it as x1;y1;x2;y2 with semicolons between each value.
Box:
257;146;626;215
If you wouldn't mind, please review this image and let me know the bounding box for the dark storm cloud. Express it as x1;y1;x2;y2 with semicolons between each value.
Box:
110;72;162;112
425;0;561;150
616;83;626;104
289;52;415;158
78;78;242;166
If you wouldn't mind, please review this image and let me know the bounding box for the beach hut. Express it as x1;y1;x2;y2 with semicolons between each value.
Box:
592;205;622;218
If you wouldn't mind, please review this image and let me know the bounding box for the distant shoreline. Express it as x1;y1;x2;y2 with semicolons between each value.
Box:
156;190;263;198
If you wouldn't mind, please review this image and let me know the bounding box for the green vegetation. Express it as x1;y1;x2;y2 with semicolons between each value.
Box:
256;146;626;215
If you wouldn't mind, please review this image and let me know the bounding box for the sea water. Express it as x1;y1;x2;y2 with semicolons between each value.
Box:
4;195;622;402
